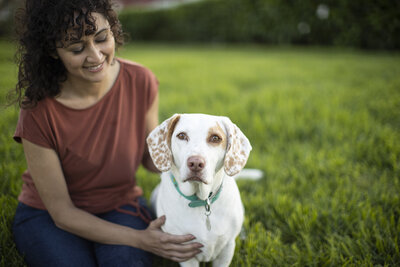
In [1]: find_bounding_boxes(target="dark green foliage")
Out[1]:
[119,0,400,49]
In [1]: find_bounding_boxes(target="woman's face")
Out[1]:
[56,12,115,85]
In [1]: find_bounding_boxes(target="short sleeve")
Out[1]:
[14,107,54,149]
[146,69,159,110]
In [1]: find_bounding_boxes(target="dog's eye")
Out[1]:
[209,135,222,143]
[177,132,189,141]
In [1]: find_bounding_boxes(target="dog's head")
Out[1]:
[147,113,252,199]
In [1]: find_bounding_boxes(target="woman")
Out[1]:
[11,0,202,266]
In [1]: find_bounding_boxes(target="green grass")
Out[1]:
[1,40,399,266]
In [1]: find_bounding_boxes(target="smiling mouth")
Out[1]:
[84,62,104,72]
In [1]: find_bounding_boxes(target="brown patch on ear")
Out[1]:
[207,122,227,148]
[221,117,252,176]
[147,114,181,172]
[167,115,181,149]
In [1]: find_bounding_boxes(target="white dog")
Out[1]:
[147,113,252,267]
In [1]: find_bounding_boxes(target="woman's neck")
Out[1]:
[56,60,120,109]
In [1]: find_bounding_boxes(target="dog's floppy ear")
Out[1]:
[146,114,181,172]
[221,117,252,176]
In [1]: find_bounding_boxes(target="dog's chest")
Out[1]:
[163,214,234,262]
[161,199,237,234]
[157,177,244,261]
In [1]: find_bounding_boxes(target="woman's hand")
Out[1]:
[138,216,203,262]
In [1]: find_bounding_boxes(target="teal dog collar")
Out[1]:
[170,174,223,208]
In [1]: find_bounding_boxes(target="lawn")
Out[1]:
[1,40,399,266]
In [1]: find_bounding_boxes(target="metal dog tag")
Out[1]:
[205,198,211,231]
[206,215,211,231]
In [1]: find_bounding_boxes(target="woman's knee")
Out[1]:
[13,203,97,267]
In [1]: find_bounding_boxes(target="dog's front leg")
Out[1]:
[212,240,235,267]
[180,258,199,267]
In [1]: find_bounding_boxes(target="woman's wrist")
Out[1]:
[127,228,145,249]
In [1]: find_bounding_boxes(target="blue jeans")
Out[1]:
[13,199,154,267]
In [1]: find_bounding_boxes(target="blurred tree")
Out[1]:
[0,0,19,37]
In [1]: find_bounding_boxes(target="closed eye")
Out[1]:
[176,132,189,141]
[95,33,108,43]
[68,30,109,54]
[72,47,84,54]
[69,43,84,54]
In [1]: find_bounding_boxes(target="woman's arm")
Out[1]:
[142,93,161,173]
[22,138,202,262]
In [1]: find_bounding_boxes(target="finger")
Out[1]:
[164,242,203,253]
[164,233,197,244]
[149,215,166,229]
[166,248,202,262]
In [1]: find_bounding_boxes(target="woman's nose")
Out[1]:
[86,43,102,62]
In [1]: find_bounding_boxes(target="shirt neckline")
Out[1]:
[50,59,123,112]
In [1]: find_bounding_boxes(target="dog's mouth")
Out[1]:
[184,176,208,184]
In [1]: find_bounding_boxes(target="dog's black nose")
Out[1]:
[187,156,206,172]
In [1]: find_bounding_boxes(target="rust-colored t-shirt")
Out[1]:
[14,59,158,214]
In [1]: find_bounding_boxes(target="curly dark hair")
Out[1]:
[10,0,124,108]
